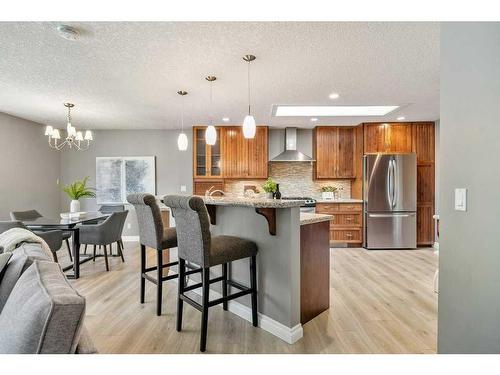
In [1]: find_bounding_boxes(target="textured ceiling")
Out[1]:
[0,22,439,130]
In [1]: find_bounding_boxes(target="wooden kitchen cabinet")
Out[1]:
[193,126,222,179]
[221,126,268,179]
[363,123,412,153]
[314,126,356,179]
[316,202,363,245]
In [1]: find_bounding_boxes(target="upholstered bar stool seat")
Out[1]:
[209,235,258,266]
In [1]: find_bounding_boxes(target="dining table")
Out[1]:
[22,211,109,279]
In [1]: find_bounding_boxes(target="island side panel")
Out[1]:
[300,220,330,324]
[209,205,301,329]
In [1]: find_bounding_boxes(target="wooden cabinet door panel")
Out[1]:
[335,213,362,227]
[413,122,435,163]
[331,229,361,242]
[386,124,413,153]
[315,127,337,178]
[336,127,356,178]
[417,165,434,204]
[337,203,363,212]
[364,123,387,153]
[315,203,339,214]
[417,204,434,245]
[247,127,268,178]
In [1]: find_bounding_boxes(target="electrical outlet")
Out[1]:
[180,185,187,192]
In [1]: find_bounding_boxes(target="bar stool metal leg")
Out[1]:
[222,263,228,311]
[176,259,185,332]
[250,255,258,327]
[140,244,146,304]
[200,267,210,352]
[156,250,163,316]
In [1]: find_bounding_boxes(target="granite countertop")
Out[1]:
[300,212,334,225]
[315,198,363,203]
[201,196,305,208]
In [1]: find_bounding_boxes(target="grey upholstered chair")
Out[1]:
[163,195,258,352]
[126,193,179,316]
[10,210,73,262]
[0,221,62,263]
[77,211,128,272]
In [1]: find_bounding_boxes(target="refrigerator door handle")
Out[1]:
[368,213,416,218]
[391,158,397,208]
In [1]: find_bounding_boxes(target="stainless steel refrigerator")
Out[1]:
[363,153,417,249]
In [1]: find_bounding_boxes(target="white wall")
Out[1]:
[438,22,500,353]
[0,112,60,220]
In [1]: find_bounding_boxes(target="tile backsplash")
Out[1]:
[224,162,351,199]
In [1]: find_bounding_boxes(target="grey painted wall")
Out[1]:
[59,129,193,236]
[0,112,60,220]
[438,23,500,353]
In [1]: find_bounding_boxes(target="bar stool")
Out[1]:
[164,195,258,352]
[126,193,179,316]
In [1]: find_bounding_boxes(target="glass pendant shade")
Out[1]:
[75,131,84,141]
[84,130,93,140]
[243,115,256,138]
[45,125,54,136]
[205,125,217,145]
[177,132,188,151]
[52,129,61,139]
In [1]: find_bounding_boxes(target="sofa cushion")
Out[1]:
[0,261,86,353]
[0,243,52,312]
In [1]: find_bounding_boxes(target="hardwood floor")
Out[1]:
[69,243,438,354]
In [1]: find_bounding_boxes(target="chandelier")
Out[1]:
[45,103,93,151]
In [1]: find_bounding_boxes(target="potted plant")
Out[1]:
[62,176,96,213]
[262,178,278,199]
[320,185,337,200]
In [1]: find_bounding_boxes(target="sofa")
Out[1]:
[0,242,96,354]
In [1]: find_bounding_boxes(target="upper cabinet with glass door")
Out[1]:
[193,126,222,178]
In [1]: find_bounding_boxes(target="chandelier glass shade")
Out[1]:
[45,103,93,151]
[205,76,217,145]
[242,54,257,139]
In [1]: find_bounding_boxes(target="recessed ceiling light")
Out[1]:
[56,25,80,41]
[310,118,318,122]
[274,105,399,117]
[329,92,340,100]
[222,117,230,122]
[397,116,406,121]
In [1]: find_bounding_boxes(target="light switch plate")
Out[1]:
[180,185,187,192]
[455,188,467,211]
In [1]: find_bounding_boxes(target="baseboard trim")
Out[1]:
[121,236,139,242]
[182,277,303,344]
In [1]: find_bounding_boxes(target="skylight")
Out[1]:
[274,105,399,117]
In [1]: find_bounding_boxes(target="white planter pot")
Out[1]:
[266,192,274,199]
[70,199,80,213]
[321,192,334,200]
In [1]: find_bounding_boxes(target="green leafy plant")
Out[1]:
[62,176,96,200]
[320,185,338,193]
[262,178,278,193]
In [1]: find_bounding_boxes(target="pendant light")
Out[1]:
[242,54,256,139]
[205,75,217,146]
[177,90,189,151]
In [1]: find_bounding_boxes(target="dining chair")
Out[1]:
[10,210,73,262]
[78,211,128,272]
[0,221,63,263]
[99,204,125,213]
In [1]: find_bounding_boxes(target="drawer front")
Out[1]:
[333,213,362,227]
[330,229,362,242]
[337,203,362,212]
[316,203,338,214]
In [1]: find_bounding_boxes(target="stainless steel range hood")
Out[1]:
[270,127,315,162]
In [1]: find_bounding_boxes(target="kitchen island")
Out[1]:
[198,196,332,344]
